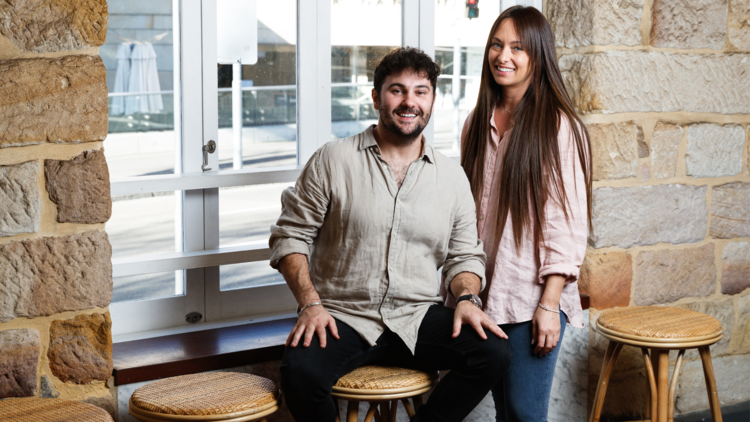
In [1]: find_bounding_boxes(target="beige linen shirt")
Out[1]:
[269,126,486,353]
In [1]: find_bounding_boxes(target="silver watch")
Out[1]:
[456,294,482,309]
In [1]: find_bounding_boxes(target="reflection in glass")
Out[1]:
[108,193,176,259]
[434,1,500,154]
[216,0,297,171]
[113,271,185,303]
[220,183,293,248]
[331,0,401,139]
[220,261,285,291]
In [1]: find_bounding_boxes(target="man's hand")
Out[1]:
[531,304,561,356]
[452,301,507,340]
[287,305,340,348]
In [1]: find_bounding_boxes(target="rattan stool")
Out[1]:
[0,398,114,422]
[128,372,280,422]
[590,306,724,422]
[331,365,438,422]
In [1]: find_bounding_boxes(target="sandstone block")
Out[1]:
[730,295,750,352]
[676,354,750,414]
[0,0,107,53]
[0,56,108,147]
[729,0,750,49]
[710,182,750,239]
[0,328,40,398]
[40,374,60,398]
[559,52,750,114]
[590,184,708,249]
[686,124,744,178]
[639,164,650,181]
[0,230,112,322]
[45,149,111,224]
[546,0,644,47]
[49,312,113,384]
[722,242,749,295]
[633,244,716,306]
[651,123,683,179]
[677,299,734,358]
[0,161,41,236]
[580,252,632,310]
[651,0,728,49]
[588,122,639,180]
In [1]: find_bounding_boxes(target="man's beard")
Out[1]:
[379,105,432,145]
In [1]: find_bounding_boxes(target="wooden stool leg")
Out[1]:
[347,401,359,422]
[389,400,398,421]
[334,398,341,422]
[364,403,379,422]
[642,348,658,420]
[698,346,723,422]
[413,394,423,411]
[654,348,670,422]
[379,401,391,422]
[401,398,416,418]
[668,350,685,422]
[589,340,624,422]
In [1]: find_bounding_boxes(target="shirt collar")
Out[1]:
[360,124,434,164]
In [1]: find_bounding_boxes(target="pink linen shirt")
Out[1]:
[462,108,587,329]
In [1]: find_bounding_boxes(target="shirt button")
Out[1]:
[384,298,390,302]
[392,232,396,237]
[489,170,493,174]
[479,216,484,220]
[389,266,393,271]
[384,319,389,324]
[483,193,488,197]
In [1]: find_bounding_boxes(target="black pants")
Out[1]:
[280,305,512,422]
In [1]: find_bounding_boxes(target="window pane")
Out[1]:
[101,0,179,179]
[108,192,177,259]
[331,0,401,139]
[217,0,297,170]
[219,182,293,247]
[220,261,285,291]
[434,1,500,154]
[113,271,185,303]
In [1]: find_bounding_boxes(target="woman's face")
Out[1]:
[488,19,532,93]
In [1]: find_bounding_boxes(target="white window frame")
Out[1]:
[111,0,438,338]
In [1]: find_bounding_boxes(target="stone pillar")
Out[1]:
[547,0,750,419]
[0,0,115,418]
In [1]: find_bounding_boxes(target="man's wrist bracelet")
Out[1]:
[538,302,560,313]
[298,302,322,315]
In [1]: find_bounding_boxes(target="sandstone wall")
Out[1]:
[0,0,114,417]
[548,0,750,419]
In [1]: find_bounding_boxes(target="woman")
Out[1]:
[460,6,592,422]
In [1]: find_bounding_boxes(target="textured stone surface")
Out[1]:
[0,161,41,236]
[0,55,108,147]
[580,252,632,310]
[590,185,708,249]
[559,52,750,114]
[549,309,588,422]
[729,0,750,49]
[0,230,112,322]
[722,242,749,295]
[0,328,40,398]
[651,122,683,179]
[710,182,750,239]
[0,0,107,53]
[677,299,734,358]
[676,354,750,414]
[546,0,644,47]
[730,295,750,352]
[651,0,728,49]
[48,312,112,384]
[686,124,744,178]
[40,374,60,398]
[639,164,650,181]
[46,149,111,224]
[633,244,716,306]
[588,122,639,180]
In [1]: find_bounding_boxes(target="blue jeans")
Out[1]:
[492,311,567,422]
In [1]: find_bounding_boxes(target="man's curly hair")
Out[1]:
[373,47,442,95]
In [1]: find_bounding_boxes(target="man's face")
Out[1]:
[372,70,435,142]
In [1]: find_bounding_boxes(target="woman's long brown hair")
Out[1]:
[460,6,592,254]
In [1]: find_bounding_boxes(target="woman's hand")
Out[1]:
[531,304,560,357]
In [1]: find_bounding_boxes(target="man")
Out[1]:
[270,47,511,422]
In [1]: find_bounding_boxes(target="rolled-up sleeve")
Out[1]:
[443,177,487,294]
[538,118,589,284]
[269,150,329,269]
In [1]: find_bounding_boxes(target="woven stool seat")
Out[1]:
[0,398,114,422]
[597,306,722,348]
[129,372,279,422]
